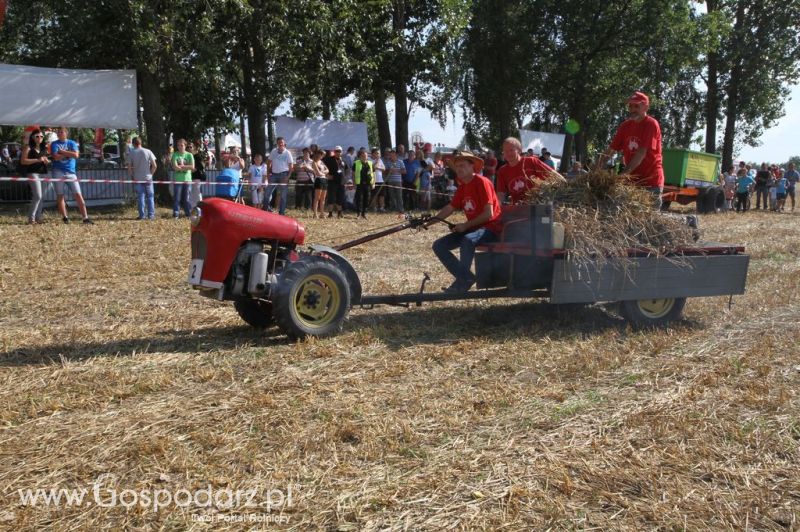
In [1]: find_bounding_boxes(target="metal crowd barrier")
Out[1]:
[0,168,230,206]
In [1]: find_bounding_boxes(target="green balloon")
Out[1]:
[565,119,580,135]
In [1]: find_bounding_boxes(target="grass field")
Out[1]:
[1,203,799,530]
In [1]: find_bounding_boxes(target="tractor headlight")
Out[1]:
[190,206,202,227]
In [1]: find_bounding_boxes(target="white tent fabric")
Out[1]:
[275,116,369,150]
[0,63,137,128]
[519,130,566,157]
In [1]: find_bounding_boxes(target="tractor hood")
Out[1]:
[195,198,306,246]
[190,198,306,286]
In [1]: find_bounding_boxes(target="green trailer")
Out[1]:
[661,148,725,213]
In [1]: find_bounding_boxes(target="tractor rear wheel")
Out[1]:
[234,298,274,328]
[619,297,686,328]
[273,257,351,339]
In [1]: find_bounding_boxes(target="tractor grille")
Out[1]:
[191,232,207,260]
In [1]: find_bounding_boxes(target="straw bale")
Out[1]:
[527,171,695,266]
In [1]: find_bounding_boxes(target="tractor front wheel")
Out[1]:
[234,298,274,328]
[273,257,351,339]
[619,297,686,328]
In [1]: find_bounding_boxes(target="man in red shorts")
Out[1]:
[428,151,502,293]
[596,91,665,208]
[496,137,562,204]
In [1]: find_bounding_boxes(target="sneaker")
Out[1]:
[82,218,94,225]
[327,212,334,219]
[63,216,69,224]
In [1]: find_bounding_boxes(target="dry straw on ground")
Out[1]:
[530,171,695,266]
[0,201,798,530]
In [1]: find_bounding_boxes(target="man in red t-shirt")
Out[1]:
[496,137,562,204]
[597,91,665,207]
[428,151,502,293]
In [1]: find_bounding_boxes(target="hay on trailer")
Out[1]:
[527,171,695,266]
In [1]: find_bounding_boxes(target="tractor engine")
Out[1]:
[188,198,304,299]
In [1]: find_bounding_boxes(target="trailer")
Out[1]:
[187,199,749,338]
[661,148,725,213]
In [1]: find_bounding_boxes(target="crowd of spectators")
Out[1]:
[196,141,459,218]
[181,141,575,219]
[721,161,799,213]
[9,127,799,222]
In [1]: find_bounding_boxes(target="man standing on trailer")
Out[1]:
[495,137,562,204]
[428,151,502,294]
[596,91,665,208]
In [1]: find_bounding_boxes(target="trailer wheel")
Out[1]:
[619,297,686,328]
[273,257,351,339]
[708,187,725,213]
[695,190,706,214]
[234,298,274,328]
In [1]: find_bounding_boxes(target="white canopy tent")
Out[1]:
[519,129,566,158]
[275,116,369,150]
[0,63,137,128]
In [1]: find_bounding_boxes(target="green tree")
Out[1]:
[460,1,539,149]
[714,0,800,168]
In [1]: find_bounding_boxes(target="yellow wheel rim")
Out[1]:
[292,274,341,328]
[637,298,675,319]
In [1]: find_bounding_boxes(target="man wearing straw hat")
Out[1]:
[427,151,502,293]
[596,91,665,208]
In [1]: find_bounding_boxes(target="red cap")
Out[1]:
[423,142,432,152]
[627,91,649,106]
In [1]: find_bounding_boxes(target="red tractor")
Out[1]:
[188,199,749,338]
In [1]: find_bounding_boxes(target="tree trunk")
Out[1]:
[243,29,268,157]
[704,0,720,154]
[247,111,266,158]
[213,128,222,170]
[239,114,248,158]
[374,85,392,150]
[392,0,409,150]
[576,129,588,166]
[560,134,573,173]
[394,79,409,150]
[705,52,719,154]
[721,0,747,170]
[721,76,738,170]
[321,99,331,120]
[139,67,169,203]
[117,130,127,166]
[267,113,275,151]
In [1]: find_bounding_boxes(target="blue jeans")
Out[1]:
[432,227,497,286]
[136,181,155,219]
[173,181,191,217]
[264,171,289,214]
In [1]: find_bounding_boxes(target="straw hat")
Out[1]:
[447,150,485,173]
